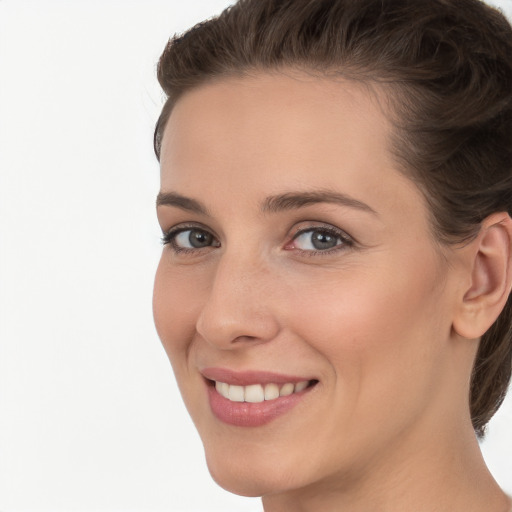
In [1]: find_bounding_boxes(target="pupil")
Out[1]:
[312,231,337,250]
[189,230,212,248]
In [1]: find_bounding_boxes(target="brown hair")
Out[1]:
[154,0,512,437]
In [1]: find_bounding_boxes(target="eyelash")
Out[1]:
[161,223,355,256]
[287,225,354,257]
[161,224,219,254]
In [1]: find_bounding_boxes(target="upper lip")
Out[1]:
[201,367,316,386]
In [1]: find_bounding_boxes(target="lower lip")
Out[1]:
[206,382,314,427]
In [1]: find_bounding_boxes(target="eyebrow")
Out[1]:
[261,190,377,215]
[156,191,210,216]
[156,189,377,216]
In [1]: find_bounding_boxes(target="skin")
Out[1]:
[153,72,512,512]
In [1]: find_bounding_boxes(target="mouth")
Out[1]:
[201,368,319,427]
[210,379,316,403]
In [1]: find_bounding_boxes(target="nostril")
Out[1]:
[195,270,281,349]
[233,335,258,343]
[196,313,280,349]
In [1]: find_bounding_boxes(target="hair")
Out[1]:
[154,0,512,437]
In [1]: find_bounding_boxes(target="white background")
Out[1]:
[0,1,511,510]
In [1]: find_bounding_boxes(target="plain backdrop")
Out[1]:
[0,1,511,510]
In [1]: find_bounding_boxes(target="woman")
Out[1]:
[152,0,512,510]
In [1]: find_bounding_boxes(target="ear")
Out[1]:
[453,213,512,339]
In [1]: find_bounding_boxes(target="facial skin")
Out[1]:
[153,73,509,511]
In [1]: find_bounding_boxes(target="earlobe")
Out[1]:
[453,213,512,340]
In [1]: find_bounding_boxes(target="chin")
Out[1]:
[207,466,268,497]
[203,442,301,498]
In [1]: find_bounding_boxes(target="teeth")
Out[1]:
[279,382,294,396]
[245,384,265,403]
[264,383,280,400]
[214,380,311,403]
[215,381,229,397]
[228,385,245,402]
[294,381,309,393]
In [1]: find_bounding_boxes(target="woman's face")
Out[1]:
[154,73,467,497]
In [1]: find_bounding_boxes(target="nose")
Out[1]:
[196,251,281,349]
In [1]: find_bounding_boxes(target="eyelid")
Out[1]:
[285,223,356,254]
[161,222,220,250]
[161,221,215,238]
[290,222,354,241]
[160,221,356,256]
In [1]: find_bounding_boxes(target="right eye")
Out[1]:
[162,227,220,252]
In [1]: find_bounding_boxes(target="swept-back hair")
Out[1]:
[154,0,512,437]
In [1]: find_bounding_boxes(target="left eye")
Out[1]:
[163,227,220,251]
[291,228,348,251]
[175,229,216,248]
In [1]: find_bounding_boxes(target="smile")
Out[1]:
[202,368,318,427]
[214,380,311,403]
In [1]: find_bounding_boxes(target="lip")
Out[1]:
[201,367,314,386]
[201,367,318,427]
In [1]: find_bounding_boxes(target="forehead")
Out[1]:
[161,73,388,177]
[158,72,420,220]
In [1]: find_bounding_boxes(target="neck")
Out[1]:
[262,421,509,512]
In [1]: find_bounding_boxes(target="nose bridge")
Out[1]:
[196,247,280,348]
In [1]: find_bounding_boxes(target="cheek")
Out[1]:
[272,258,451,473]
[284,252,451,402]
[152,256,203,367]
